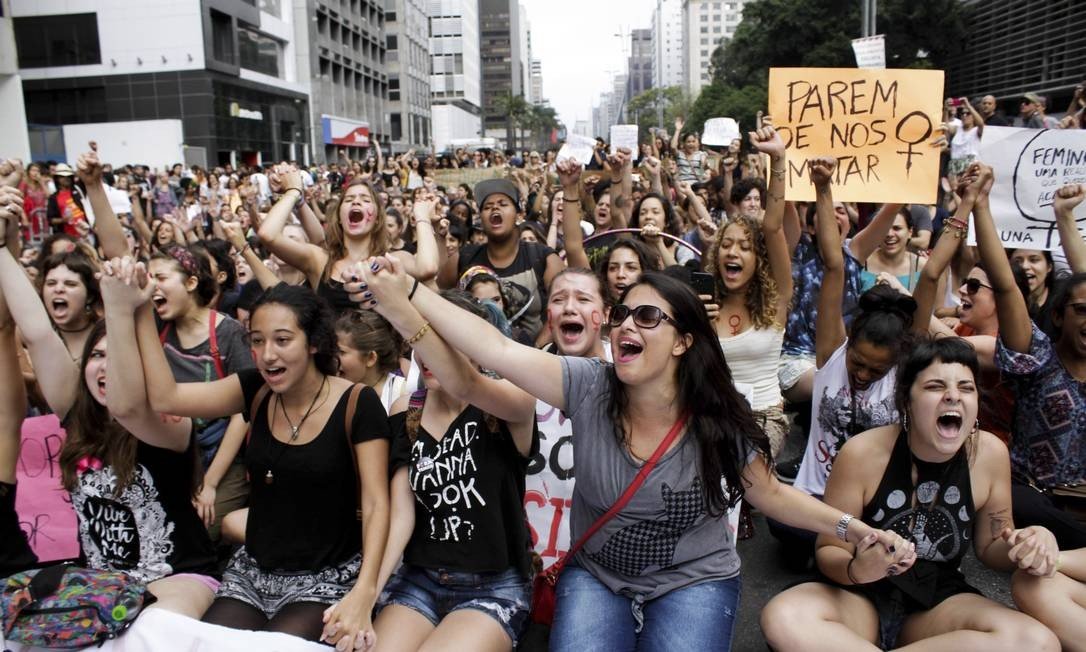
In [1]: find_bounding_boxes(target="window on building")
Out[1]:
[386,34,398,50]
[391,113,402,140]
[13,13,101,68]
[210,10,234,65]
[260,0,282,17]
[713,26,721,33]
[238,24,280,76]
[701,49,708,57]
[700,26,707,33]
[700,37,708,44]
[24,85,106,124]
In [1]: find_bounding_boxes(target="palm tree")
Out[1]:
[493,92,530,150]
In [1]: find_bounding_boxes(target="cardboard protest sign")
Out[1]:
[702,118,742,147]
[851,35,886,69]
[976,126,1086,250]
[768,67,944,204]
[558,134,597,166]
[609,125,639,155]
[431,166,504,189]
[15,415,80,562]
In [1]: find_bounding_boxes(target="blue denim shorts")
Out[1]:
[378,564,531,643]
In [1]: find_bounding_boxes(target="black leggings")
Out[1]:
[1011,483,1086,550]
[202,597,327,641]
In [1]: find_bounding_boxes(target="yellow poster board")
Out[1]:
[768,67,944,204]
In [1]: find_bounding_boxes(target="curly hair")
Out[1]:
[702,216,780,330]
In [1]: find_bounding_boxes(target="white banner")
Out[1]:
[978,126,1086,250]
[851,35,886,69]
[609,124,639,155]
[558,134,597,166]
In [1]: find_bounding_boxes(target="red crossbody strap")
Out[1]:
[548,412,689,578]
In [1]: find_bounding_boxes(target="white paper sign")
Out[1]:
[609,124,639,155]
[557,134,597,166]
[972,126,1086,250]
[851,35,886,69]
[702,118,741,147]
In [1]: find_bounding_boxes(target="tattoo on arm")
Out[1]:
[771,167,786,182]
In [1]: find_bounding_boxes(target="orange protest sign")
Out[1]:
[768,67,944,204]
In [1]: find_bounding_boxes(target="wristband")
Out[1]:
[408,278,420,301]
[836,513,854,542]
[240,242,252,256]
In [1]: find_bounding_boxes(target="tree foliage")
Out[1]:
[683,0,966,138]
[626,86,692,134]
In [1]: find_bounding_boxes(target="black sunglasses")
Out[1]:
[963,278,993,294]
[608,304,678,330]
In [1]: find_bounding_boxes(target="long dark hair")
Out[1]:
[59,321,200,496]
[607,273,769,515]
[251,284,339,376]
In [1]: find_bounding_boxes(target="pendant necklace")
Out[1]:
[265,375,327,484]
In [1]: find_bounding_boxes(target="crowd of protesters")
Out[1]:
[0,83,1084,652]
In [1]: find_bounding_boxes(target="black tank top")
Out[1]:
[862,430,974,565]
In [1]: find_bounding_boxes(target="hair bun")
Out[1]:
[858,285,917,326]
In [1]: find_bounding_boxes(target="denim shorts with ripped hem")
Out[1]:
[377,564,530,644]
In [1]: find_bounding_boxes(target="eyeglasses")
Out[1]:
[608,304,678,330]
[963,278,993,294]
[1066,302,1086,317]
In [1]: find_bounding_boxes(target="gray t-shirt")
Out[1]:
[561,356,743,600]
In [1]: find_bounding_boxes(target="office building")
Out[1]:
[627,28,654,101]
[385,0,432,152]
[296,0,389,164]
[945,0,1085,114]
[681,0,746,96]
[429,0,483,152]
[13,0,312,167]
[529,58,543,105]
[651,0,683,89]
[479,0,522,146]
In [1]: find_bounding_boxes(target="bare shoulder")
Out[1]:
[836,425,897,475]
[971,430,1010,471]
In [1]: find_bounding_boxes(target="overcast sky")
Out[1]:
[521,0,658,129]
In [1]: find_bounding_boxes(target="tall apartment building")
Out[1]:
[651,0,683,89]
[429,0,482,152]
[627,29,654,102]
[479,0,522,146]
[681,0,746,96]
[529,59,543,105]
[296,0,389,164]
[385,0,432,152]
[12,0,312,167]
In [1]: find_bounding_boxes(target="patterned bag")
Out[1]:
[1,564,153,649]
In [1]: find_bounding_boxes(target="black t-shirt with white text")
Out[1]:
[390,404,538,578]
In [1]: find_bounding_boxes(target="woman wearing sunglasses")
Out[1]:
[977,176,1086,550]
[910,163,1011,443]
[352,251,909,651]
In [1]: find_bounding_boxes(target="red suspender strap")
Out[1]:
[546,412,689,580]
[208,311,225,379]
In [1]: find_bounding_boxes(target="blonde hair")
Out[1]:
[323,178,391,281]
[703,215,781,330]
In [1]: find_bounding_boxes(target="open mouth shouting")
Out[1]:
[615,336,644,364]
[49,297,70,321]
[935,410,964,440]
[487,210,505,229]
[722,262,743,282]
[558,318,586,347]
[151,292,168,314]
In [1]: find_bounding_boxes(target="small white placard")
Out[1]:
[701,117,741,147]
[557,134,597,166]
[851,35,886,69]
[610,124,639,155]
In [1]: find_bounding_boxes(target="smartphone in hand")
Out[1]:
[691,271,714,297]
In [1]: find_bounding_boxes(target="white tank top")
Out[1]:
[378,373,408,413]
[717,326,784,410]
